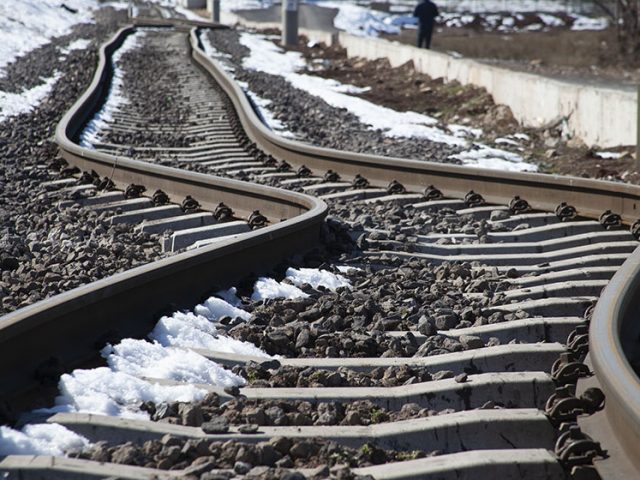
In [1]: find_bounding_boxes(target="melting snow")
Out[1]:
[149,311,270,357]
[595,151,624,160]
[451,144,537,172]
[0,424,90,456]
[238,32,466,147]
[194,296,252,321]
[0,0,97,74]
[231,32,538,170]
[101,338,246,386]
[59,38,91,55]
[0,72,61,122]
[251,277,308,301]
[285,267,351,290]
[54,367,208,419]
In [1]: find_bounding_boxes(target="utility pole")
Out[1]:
[637,84,640,170]
[282,0,299,46]
[207,0,220,23]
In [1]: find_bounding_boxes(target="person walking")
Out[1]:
[413,0,439,49]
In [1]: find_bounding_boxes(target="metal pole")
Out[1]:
[636,83,640,170]
[207,0,219,23]
[282,0,299,46]
[213,0,220,23]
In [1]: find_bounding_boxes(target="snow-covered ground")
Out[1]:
[216,0,609,36]
[203,31,537,172]
[0,1,134,124]
[0,267,350,456]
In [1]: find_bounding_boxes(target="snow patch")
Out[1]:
[251,277,308,301]
[101,338,246,386]
[0,0,97,74]
[53,367,207,419]
[0,72,61,122]
[59,38,91,55]
[285,267,351,290]
[451,144,538,172]
[0,424,90,456]
[149,311,270,358]
[594,151,624,160]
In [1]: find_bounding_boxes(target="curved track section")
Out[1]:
[0,21,639,480]
[0,26,327,411]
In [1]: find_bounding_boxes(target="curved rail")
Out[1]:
[191,27,640,225]
[579,249,640,479]
[0,25,327,410]
[0,22,638,478]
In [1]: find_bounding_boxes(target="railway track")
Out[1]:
[0,16,639,480]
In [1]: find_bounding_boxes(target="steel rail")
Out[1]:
[0,22,638,479]
[191,27,640,225]
[577,254,640,479]
[0,25,327,411]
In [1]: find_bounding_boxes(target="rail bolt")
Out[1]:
[152,189,170,206]
[213,202,234,221]
[508,195,530,214]
[555,202,577,221]
[599,210,622,229]
[423,185,443,200]
[551,352,591,384]
[125,184,146,199]
[181,195,201,213]
[464,190,485,207]
[323,169,340,182]
[555,424,607,468]
[297,165,312,178]
[248,210,268,229]
[352,174,370,189]
[386,180,406,195]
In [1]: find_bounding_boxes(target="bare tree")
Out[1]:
[593,0,640,56]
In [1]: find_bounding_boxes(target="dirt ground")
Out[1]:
[386,27,640,86]
[273,32,640,184]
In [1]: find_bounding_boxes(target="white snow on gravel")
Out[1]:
[149,312,270,357]
[235,32,537,171]
[285,267,351,290]
[54,367,208,419]
[594,151,625,159]
[0,424,90,456]
[337,265,362,273]
[0,72,61,122]
[251,277,308,301]
[239,33,466,147]
[194,296,252,321]
[59,38,91,55]
[216,287,243,307]
[451,144,536,172]
[0,0,98,74]
[101,338,246,386]
[80,30,146,148]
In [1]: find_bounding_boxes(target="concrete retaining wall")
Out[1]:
[221,13,636,148]
[338,34,636,148]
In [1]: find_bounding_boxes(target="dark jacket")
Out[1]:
[413,0,439,24]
